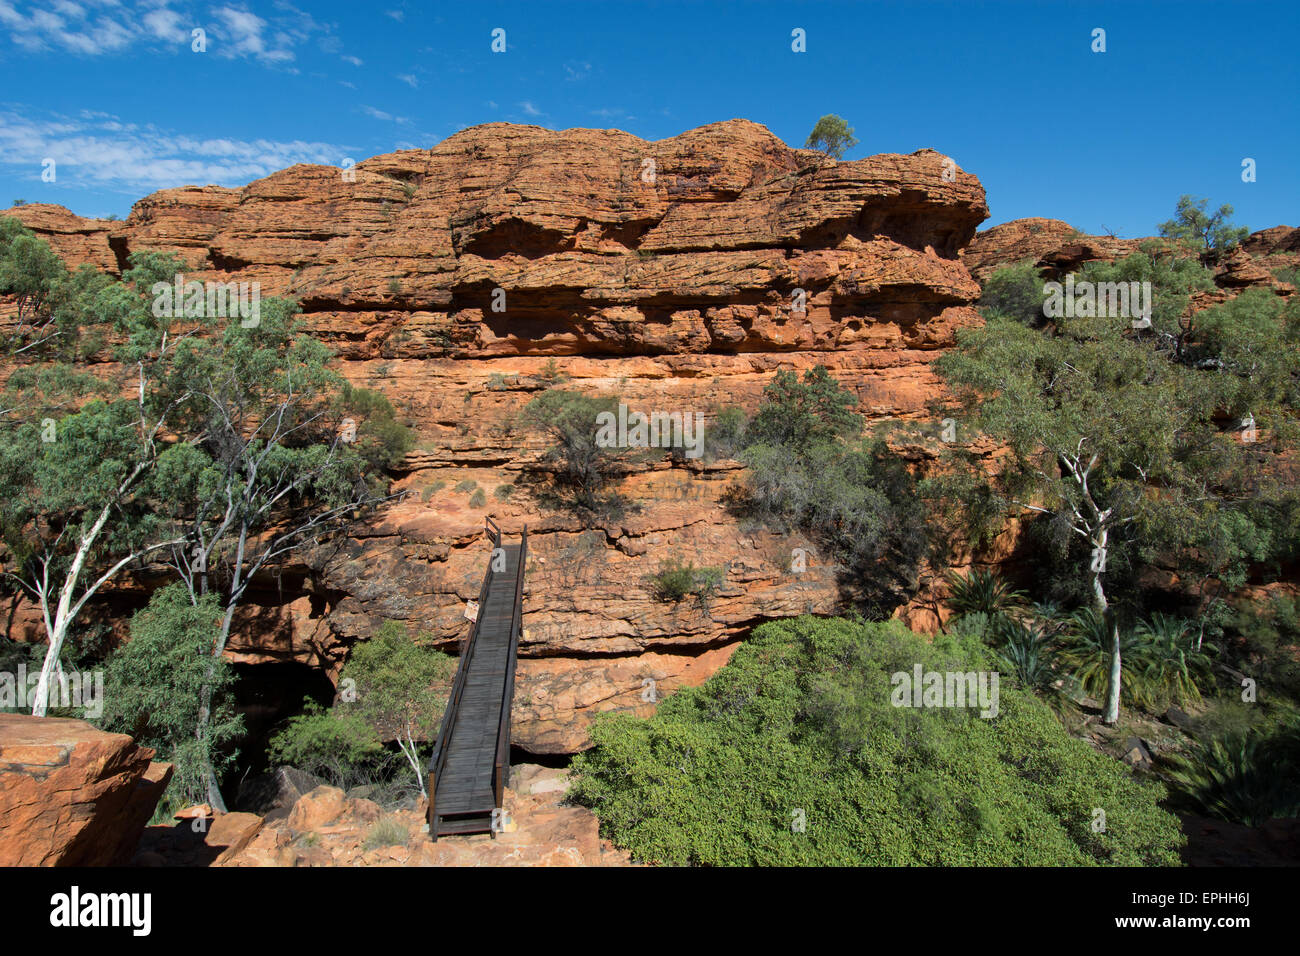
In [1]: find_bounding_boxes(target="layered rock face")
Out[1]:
[3,120,991,753]
[0,714,173,865]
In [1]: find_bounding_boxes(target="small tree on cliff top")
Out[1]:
[804,115,858,160]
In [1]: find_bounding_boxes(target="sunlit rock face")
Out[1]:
[4,119,999,752]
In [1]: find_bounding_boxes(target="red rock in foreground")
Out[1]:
[0,714,173,866]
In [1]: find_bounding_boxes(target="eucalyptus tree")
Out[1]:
[0,250,205,716]
[152,297,412,808]
[934,307,1274,724]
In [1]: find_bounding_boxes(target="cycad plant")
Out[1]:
[1164,722,1300,826]
[945,568,1027,620]
[993,616,1057,693]
[1057,607,1153,706]
[1133,613,1217,709]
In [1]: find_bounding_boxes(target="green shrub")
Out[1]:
[946,568,1027,619]
[977,260,1045,326]
[519,388,626,514]
[703,405,747,461]
[1223,594,1300,705]
[1132,613,1217,709]
[650,557,722,604]
[98,584,244,815]
[1157,195,1249,255]
[494,483,514,501]
[743,366,862,456]
[268,700,384,789]
[1164,719,1300,825]
[1057,608,1216,710]
[469,488,486,507]
[335,383,416,470]
[570,615,1184,865]
[535,357,566,383]
[1271,265,1300,287]
[453,479,477,494]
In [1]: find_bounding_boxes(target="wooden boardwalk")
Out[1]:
[427,519,527,838]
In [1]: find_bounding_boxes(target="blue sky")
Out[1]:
[1,0,1296,237]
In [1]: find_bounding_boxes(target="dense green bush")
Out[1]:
[99,584,244,815]
[650,557,723,604]
[335,382,416,471]
[519,388,626,514]
[977,260,1046,326]
[733,366,927,616]
[268,699,385,789]
[570,615,1184,865]
[703,405,747,461]
[1157,195,1249,255]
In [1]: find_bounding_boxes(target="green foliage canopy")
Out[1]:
[570,615,1184,865]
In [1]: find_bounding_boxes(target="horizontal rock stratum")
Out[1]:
[3,119,996,753]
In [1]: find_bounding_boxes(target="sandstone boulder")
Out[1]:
[0,714,172,866]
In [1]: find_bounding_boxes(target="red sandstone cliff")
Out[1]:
[1,121,992,752]
[5,122,1293,754]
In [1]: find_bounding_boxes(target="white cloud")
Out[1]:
[0,106,352,194]
[141,6,187,43]
[519,101,542,117]
[563,60,591,82]
[384,9,403,22]
[341,53,363,66]
[395,73,417,88]
[0,1,330,65]
[214,6,268,55]
[361,105,408,124]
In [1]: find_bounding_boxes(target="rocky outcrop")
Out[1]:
[964,216,1297,297]
[1,204,119,274]
[1,120,993,754]
[215,771,633,867]
[962,218,1142,282]
[0,714,173,866]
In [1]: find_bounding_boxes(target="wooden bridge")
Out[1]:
[426,517,528,839]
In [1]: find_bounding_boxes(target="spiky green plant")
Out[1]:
[945,568,1027,619]
[1133,613,1217,709]
[1164,723,1300,826]
[993,617,1057,692]
[1057,607,1152,706]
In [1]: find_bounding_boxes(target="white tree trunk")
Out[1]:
[1092,526,1122,725]
[30,505,113,717]
[397,727,427,798]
